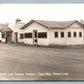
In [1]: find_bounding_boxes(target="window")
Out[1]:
[25,33,32,38]
[35,39,37,42]
[7,34,10,37]
[55,32,58,38]
[35,31,37,38]
[2,33,5,38]
[73,32,76,37]
[38,32,47,38]
[79,32,82,37]
[20,34,24,39]
[68,32,71,37]
[61,32,64,38]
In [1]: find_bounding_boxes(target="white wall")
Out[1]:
[1,38,6,42]
[49,22,84,46]
[49,29,67,45]
[66,22,84,45]
[8,22,25,43]
[19,22,49,46]
[1,32,6,42]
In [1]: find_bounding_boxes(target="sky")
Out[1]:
[0,4,84,23]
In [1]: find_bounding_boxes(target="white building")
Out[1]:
[8,19,25,43]
[0,19,25,43]
[18,20,84,46]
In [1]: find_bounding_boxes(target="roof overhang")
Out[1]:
[20,20,49,30]
[20,20,84,30]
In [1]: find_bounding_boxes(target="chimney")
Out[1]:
[15,19,21,23]
[80,20,84,24]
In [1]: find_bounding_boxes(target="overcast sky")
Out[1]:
[0,4,84,23]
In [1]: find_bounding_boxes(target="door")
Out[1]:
[33,30,38,45]
[14,32,18,43]
[6,32,12,43]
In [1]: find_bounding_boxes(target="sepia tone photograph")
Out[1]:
[0,4,84,81]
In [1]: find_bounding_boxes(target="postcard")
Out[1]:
[0,3,84,81]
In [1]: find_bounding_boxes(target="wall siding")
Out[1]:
[19,22,49,46]
[49,22,84,46]
[66,22,84,45]
[49,29,67,45]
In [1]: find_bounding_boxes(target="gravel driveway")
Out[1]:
[0,43,84,81]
